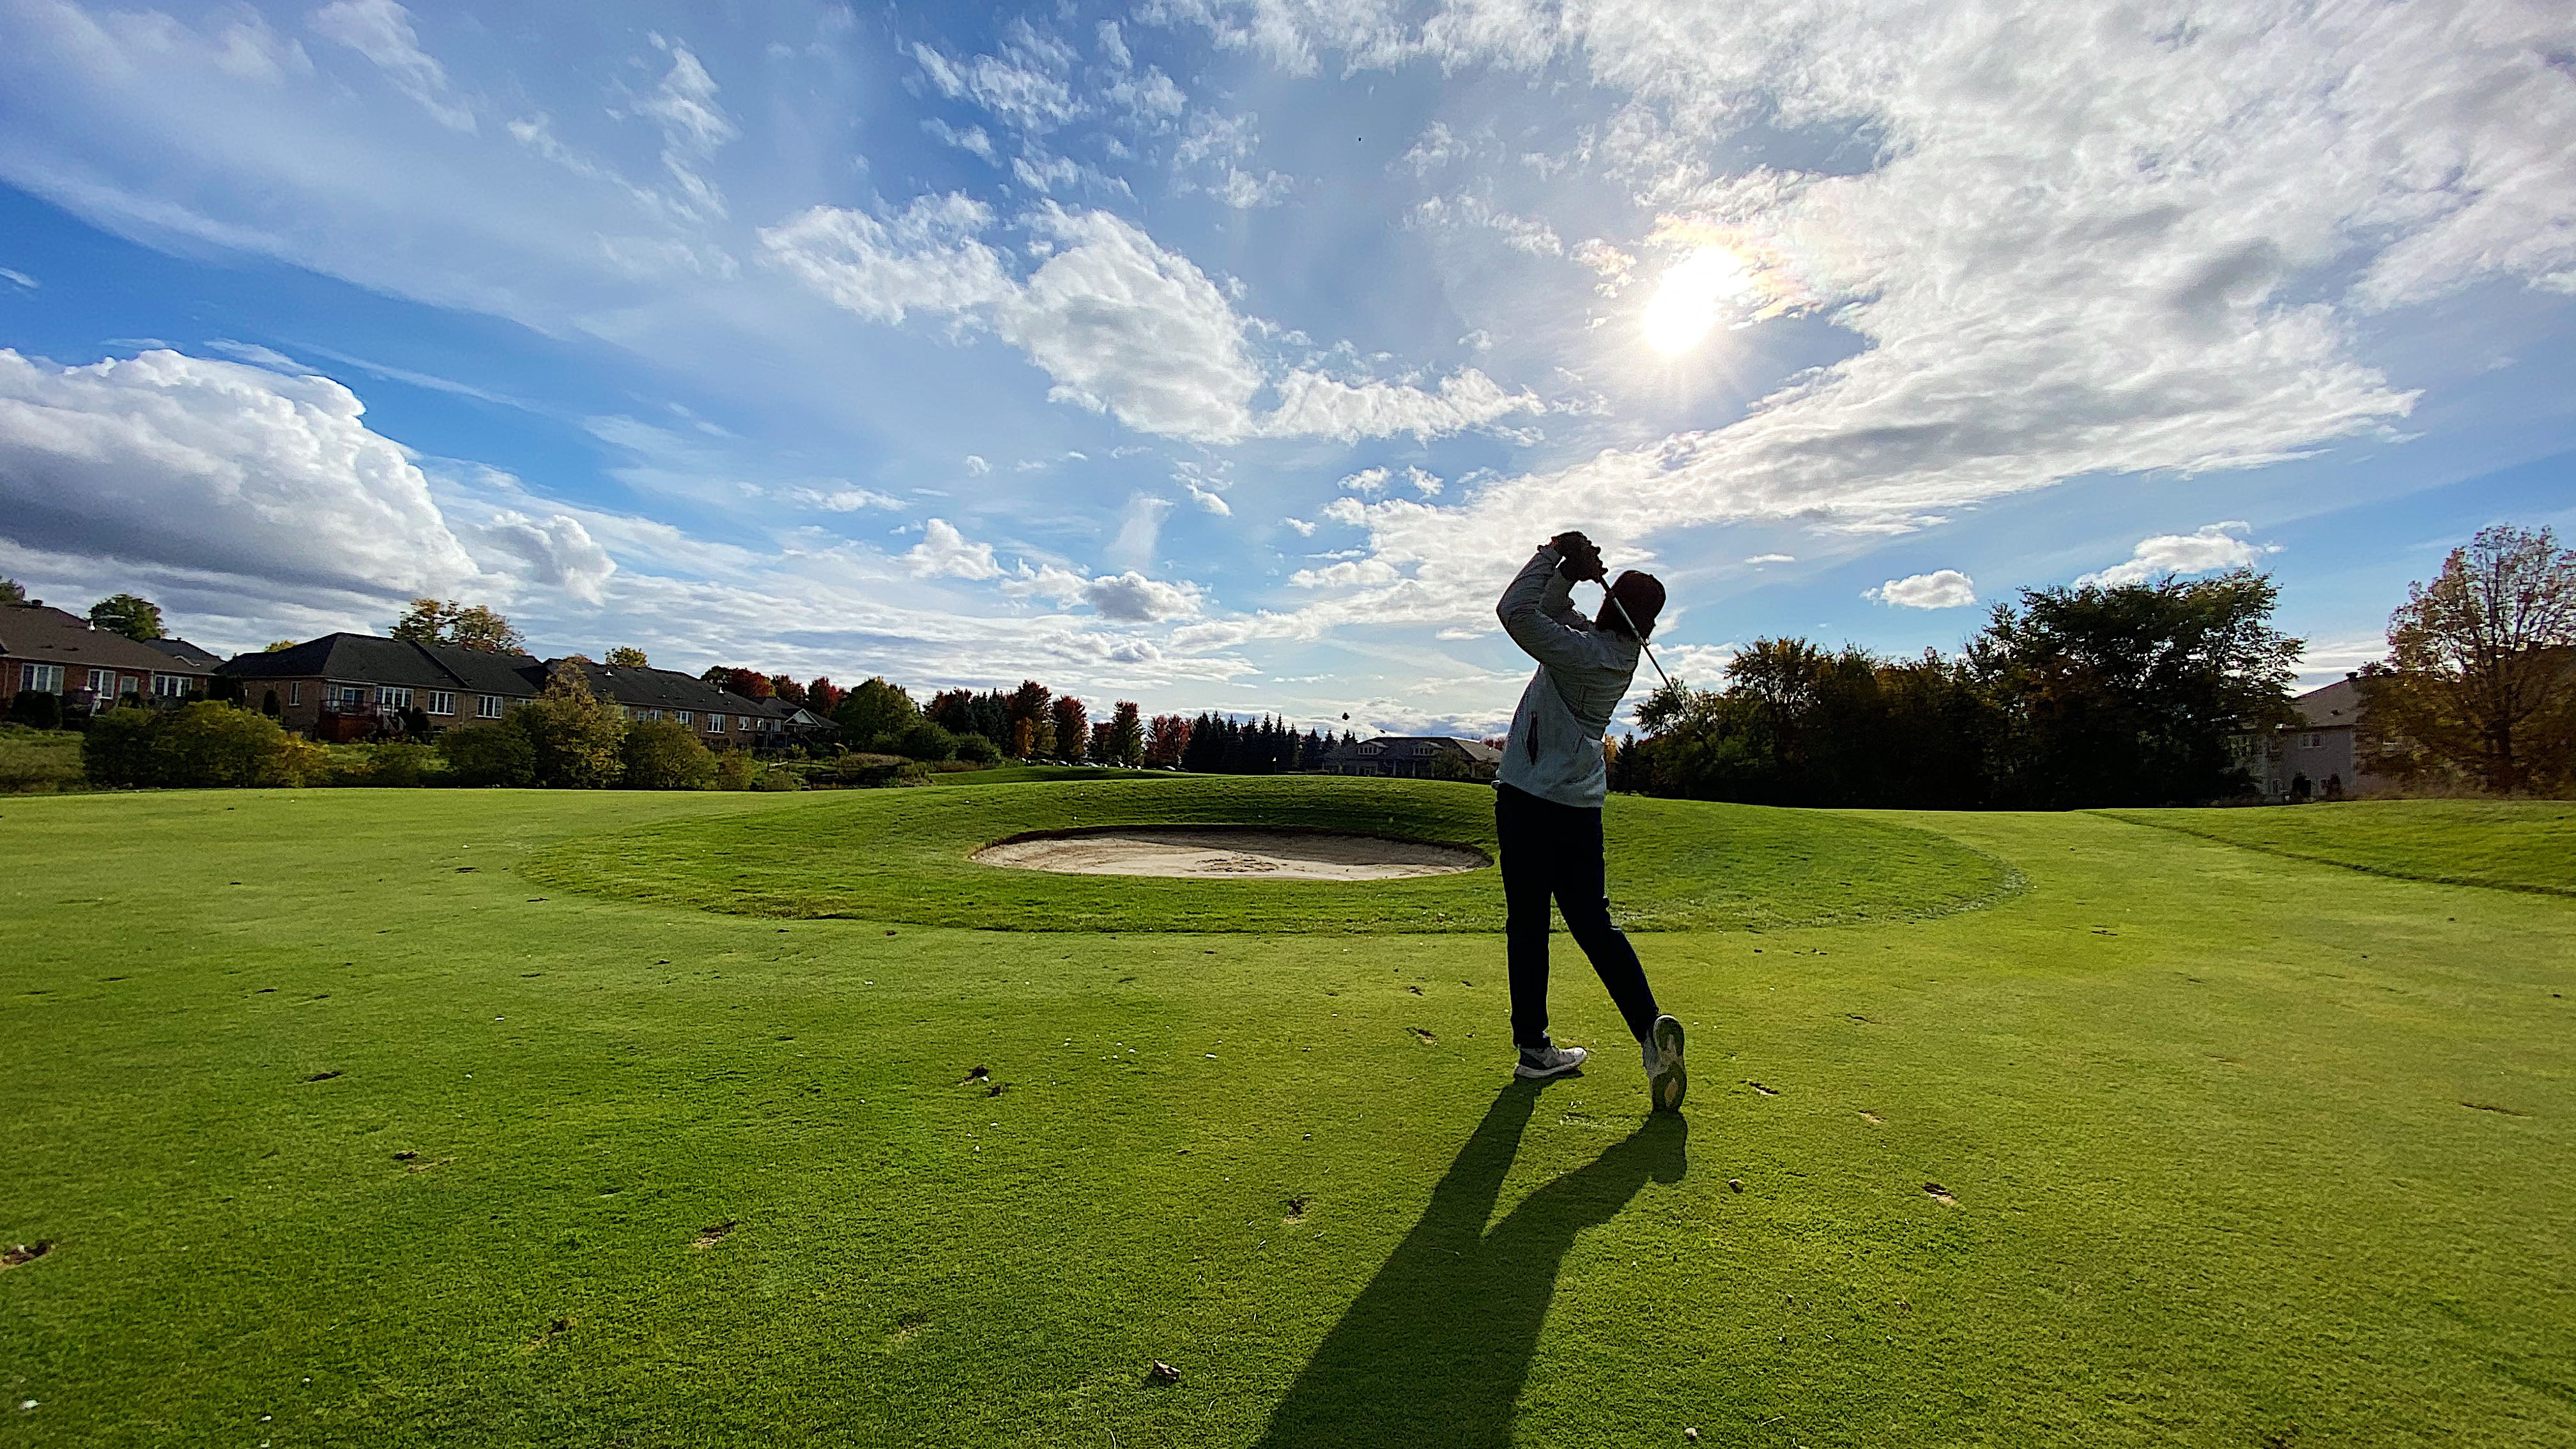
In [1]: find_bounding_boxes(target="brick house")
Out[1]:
[1,602,216,711]
[1319,735,1501,781]
[546,657,821,750]
[219,634,548,741]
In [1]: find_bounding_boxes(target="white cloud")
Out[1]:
[784,486,902,513]
[0,348,481,597]
[1,269,37,291]
[758,195,1013,325]
[910,24,1083,136]
[1745,553,1795,564]
[457,509,616,602]
[1414,194,1563,256]
[902,518,1001,579]
[636,37,739,221]
[1280,516,1317,537]
[1866,570,1977,609]
[1143,0,2576,631]
[2076,522,2266,588]
[921,118,995,161]
[309,0,472,132]
[1009,564,1204,622]
[963,454,990,475]
[1213,167,1293,208]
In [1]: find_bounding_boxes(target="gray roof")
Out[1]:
[551,659,767,716]
[2292,678,2361,729]
[0,604,212,675]
[143,636,226,670]
[220,634,545,696]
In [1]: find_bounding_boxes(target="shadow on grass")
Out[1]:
[1254,1080,1688,1446]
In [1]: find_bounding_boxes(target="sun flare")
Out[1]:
[1641,245,1758,355]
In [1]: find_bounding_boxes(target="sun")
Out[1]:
[1640,245,1758,355]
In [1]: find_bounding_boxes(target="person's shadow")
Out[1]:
[1254,1082,1688,1446]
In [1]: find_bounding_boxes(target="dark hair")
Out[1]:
[1603,572,1666,640]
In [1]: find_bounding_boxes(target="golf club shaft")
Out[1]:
[1606,590,1673,690]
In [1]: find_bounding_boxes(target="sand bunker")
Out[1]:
[972,827,1485,881]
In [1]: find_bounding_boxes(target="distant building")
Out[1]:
[551,657,831,749]
[2235,677,2388,801]
[220,634,548,741]
[1,602,216,710]
[1319,735,1502,781]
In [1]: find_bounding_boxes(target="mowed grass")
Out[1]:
[0,786,2568,1447]
[2103,799,2576,896]
[525,774,2014,932]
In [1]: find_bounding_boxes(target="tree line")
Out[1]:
[1619,524,2575,808]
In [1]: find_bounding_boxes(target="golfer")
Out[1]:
[1494,530,1685,1111]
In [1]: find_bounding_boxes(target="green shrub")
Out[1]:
[85,703,308,788]
[438,721,537,787]
[621,719,717,790]
[896,719,959,762]
[714,750,756,790]
[366,741,435,787]
[8,690,63,730]
[518,672,625,788]
[953,731,1002,764]
[82,707,164,786]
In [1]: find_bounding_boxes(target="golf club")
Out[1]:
[1604,583,1674,691]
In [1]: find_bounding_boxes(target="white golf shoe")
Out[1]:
[1644,1015,1687,1112]
[1514,1043,1588,1080]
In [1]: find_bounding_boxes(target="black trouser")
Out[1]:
[1495,783,1660,1050]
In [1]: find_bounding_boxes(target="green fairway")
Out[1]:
[1,785,2570,1446]
[2102,799,2576,896]
[524,774,2016,931]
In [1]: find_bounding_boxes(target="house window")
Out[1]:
[641,709,661,723]
[289,682,303,707]
[2302,732,2322,748]
[427,691,454,716]
[19,663,64,693]
[1360,742,1383,755]
[379,686,413,709]
[153,674,190,698]
[479,694,504,719]
[88,668,117,695]
[675,710,692,725]
[707,713,725,732]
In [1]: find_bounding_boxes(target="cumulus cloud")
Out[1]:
[2076,522,2267,588]
[310,0,472,132]
[902,518,1002,579]
[1007,564,1204,622]
[765,199,1539,444]
[1866,570,1977,609]
[457,509,616,602]
[0,348,482,597]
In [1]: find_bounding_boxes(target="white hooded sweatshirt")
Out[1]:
[1495,545,1641,809]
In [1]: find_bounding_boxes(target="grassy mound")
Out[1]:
[523,775,2016,932]
[2101,799,2576,896]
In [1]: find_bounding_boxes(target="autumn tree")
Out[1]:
[1103,701,1147,766]
[2358,525,2576,795]
[604,646,649,668]
[769,675,808,708]
[1050,695,1090,763]
[1145,714,1192,768]
[806,677,844,714]
[392,599,525,653]
[89,593,165,641]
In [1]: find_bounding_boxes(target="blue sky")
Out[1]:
[1,0,2571,735]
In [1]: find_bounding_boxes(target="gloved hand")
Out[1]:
[1546,530,1607,583]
